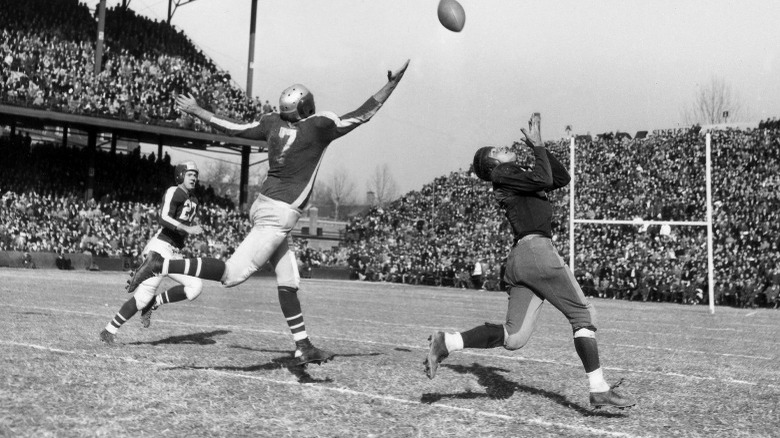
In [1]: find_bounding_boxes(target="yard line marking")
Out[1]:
[3,303,778,388]
[611,343,774,360]
[745,312,757,317]
[0,340,645,438]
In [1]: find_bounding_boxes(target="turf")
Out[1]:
[0,269,777,438]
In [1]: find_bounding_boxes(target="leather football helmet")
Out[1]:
[175,161,199,184]
[279,84,315,122]
[472,146,499,181]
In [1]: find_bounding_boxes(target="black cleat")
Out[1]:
[294,338,335,366]
[140,301,159,328]
[100,329,116,345]
[424,331,449,379]
[126,251,164,293]
[590,379,636,410]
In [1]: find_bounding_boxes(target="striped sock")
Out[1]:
[278,286,307,342]
[105,298,138,334]
[158,285,188,306]
[165,258,225,281]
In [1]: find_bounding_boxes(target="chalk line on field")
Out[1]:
[2,302,778,389]
[0,340,644,438]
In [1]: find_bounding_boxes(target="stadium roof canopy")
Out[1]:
[0,103,266,153]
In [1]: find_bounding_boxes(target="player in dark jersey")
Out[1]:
[125,60,410,366]
[424,114,636,410]
[100,162,204,345]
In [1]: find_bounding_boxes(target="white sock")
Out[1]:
[104,324,118,334]
[587,368,610,393]
[444,332,464,352]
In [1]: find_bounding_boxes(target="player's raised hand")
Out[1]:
[374,59,410,103]
[175,93,201,115]
[520,113,543,148]
[187,224,204,236]
[387,59,410,83]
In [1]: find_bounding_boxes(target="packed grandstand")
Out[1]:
[2,0,779,309]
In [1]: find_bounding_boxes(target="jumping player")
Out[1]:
[100,161,204,345]
[424,113,636,410]
[126,60,410,366]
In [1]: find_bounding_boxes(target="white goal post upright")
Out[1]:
[567,134,716,314]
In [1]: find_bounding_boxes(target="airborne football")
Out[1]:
[437,0,465,32]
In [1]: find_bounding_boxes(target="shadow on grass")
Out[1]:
[129,329,231,346]
[230,344,382,359]
[164,344,334,384]
[421,362,626,417]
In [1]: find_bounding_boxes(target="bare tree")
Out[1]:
[368,163,399,206]
[683,76,744,125]
[201,159,240,201]
[326,166,356,220]
[307,181,331,211]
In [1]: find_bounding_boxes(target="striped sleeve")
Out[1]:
[207,114,269,140]
[318,97,383,140]
[158,187,184,231]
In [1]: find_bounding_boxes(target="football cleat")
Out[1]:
[294,338,335,366]
[140,301,159,329]
[100,329,116,345]
[424,331,449,379]
[590,379,636,409]
[126,251,164,293]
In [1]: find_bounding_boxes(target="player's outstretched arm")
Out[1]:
[175,93,215,123]
[372,59,410,104]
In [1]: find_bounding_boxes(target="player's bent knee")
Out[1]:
[133,288,155,309]
[184,282,203,301]
[222,263,255,288]
[504,328,532,351]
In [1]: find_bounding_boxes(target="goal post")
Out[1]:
[567,134,716,314]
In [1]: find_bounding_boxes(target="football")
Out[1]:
[437,0,465,33]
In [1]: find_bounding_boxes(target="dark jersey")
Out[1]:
[490,146,570,241]
[155,185,198,249]
[207,97,384,209]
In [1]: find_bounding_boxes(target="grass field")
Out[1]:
[1,269,778,438]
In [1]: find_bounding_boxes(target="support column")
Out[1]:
[240,145,250,211]
[110,132,117,155]
[246,0,258,98]
[94,0,106,76]
[86,130,97,201]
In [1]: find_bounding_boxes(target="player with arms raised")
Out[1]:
[126,60,410,366]
[424,114,636,410]
[101,162,204,344]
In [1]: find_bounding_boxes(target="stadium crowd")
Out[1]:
[0,0,778,309]
[341,125,780,309]
[0,133,246,260]
[0,0,271,131]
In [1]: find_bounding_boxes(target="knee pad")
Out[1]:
[573,327,597,339]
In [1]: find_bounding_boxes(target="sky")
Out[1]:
[83,0,780,197]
